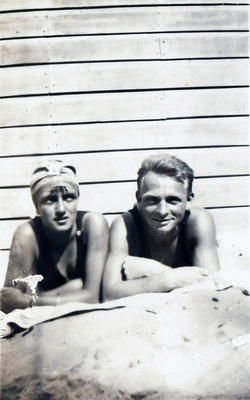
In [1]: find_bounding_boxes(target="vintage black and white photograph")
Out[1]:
[0,1,249,399]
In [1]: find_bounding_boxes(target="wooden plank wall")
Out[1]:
[0,0,249,285]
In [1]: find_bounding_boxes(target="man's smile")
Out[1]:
[152,217,174,226]
[54,216,69,224]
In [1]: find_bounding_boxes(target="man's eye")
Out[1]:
[144,198,158,205]
[168,198,180,205]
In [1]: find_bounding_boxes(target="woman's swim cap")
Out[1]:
[30,160,79,206]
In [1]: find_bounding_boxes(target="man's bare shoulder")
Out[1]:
[121,211,136,227]
[109,212,131,234]
[188,205,214,223]
[112,211,140,255]
[185,205,216,238]
[114,211,138,236]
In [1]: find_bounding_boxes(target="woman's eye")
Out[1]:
[64,194,76,202]
[44,197,55,204]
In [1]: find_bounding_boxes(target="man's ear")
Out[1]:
[35,205,40,216]
[136,190,141,203]
[186,192,194,208]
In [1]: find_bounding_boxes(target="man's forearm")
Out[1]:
[104,272,175,301]
[104,265,212,301]
[122,256,171,280]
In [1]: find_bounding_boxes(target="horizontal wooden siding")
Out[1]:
[0,1,249,284]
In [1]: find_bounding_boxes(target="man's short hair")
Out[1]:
[137,153,194,196]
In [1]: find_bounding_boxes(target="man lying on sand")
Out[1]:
[103,153,220,300]
[1,160,109,313]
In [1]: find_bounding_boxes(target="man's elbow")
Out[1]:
[84,292,99,304]
[102,289,115,302]
[102,283,120,302]
[202,255,220,274]
[208,262,220,274]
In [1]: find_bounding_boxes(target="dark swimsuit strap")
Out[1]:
[128,206,151,258]
[72,211,88,281]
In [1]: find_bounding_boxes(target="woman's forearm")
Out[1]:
[37,288,98,306]
[38,278,83,297]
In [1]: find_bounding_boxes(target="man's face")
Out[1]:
[137,172,189,236]
[36,185,79,234]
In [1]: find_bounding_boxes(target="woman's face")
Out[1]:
[36,184,79,234]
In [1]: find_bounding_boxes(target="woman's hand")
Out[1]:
[0,287,32,314]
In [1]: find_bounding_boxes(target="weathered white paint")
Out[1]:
[1,33,248,66]
[1,0,248,11]
[1,59,248,97]
[0,147,248,187]
[1,118,248,156]
[1,88,248,127]
[1,7,248,39]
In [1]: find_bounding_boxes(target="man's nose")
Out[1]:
[157,201,169,216]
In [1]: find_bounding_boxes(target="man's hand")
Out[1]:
[0,287,32,314]
[166,267,209,290]
[122,256,170,280]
